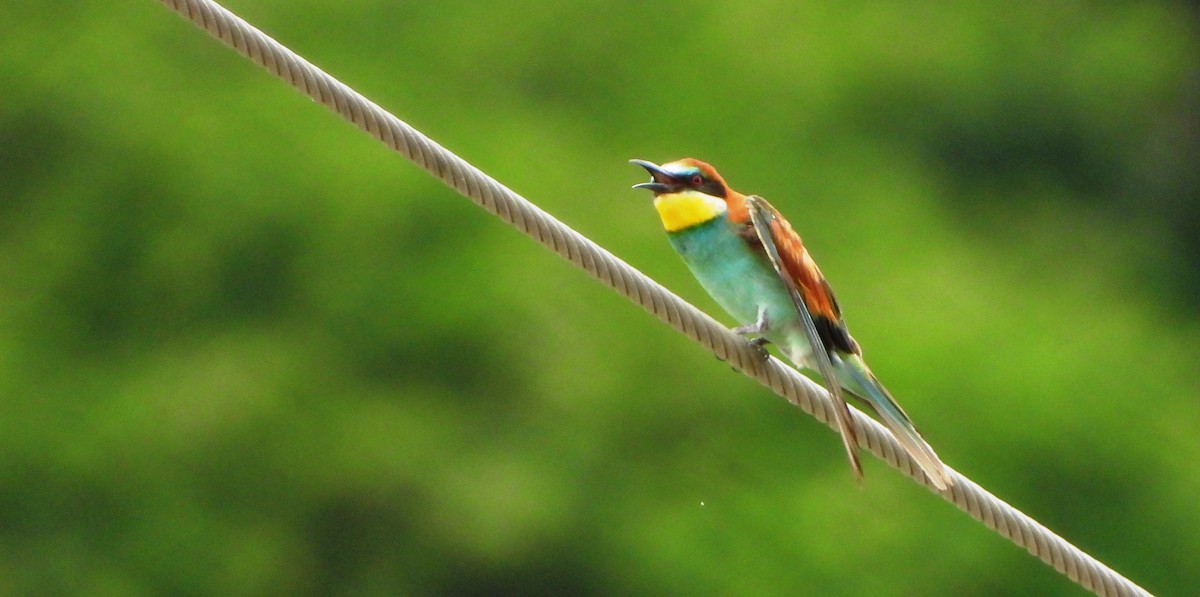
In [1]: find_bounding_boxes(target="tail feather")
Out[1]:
[829,388,864,485]
[833,353,952,490]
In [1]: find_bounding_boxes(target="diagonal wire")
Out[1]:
[155,1,1153,595]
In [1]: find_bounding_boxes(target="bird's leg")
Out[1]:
[731,306,771,337]
[732,306,772,360]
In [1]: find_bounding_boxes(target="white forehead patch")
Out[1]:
[661,161,699,176]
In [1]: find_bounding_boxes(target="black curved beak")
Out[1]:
[630,159,681,194]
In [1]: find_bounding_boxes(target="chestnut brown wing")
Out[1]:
[745,195,862,482]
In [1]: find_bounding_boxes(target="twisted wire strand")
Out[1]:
[156,1,1152,595]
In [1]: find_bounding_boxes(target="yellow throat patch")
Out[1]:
[653,191,728,233]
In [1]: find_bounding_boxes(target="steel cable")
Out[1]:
[156,1,1152,595]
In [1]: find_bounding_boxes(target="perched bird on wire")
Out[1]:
[631,158,951,490]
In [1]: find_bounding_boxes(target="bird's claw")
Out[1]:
[746,336,771,360]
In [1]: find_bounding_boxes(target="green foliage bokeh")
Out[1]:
[2,1,1198,595]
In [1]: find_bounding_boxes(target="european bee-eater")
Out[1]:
[631,158,951,490]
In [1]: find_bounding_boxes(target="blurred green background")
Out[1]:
[2,1,1198,595]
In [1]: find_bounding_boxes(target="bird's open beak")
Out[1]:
[630,159,681,194]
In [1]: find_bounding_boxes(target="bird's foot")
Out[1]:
[745,336,771,361]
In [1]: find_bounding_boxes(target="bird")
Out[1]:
[630,157,952,490]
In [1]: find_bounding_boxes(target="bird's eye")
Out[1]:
[690,174,704,187]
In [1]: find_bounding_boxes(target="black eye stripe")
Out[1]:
[664,167,724,198]
[699,180,726,198]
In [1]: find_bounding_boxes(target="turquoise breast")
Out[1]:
[666,215,800,339]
